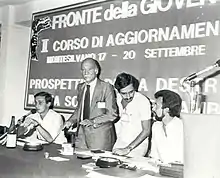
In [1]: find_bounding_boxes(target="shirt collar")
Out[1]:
[164,116,180,128]
[86,77,97,88]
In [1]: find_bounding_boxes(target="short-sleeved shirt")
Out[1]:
[26,109,66,144]
[113,92,151,157]
[149,117,183,163]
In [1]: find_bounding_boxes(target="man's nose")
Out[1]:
[84,70,89,75]
[35,103,40,108]
[125,93,131,98]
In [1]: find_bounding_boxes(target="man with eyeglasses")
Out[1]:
[112,73,152,157]
[18,92,66,144]
[64,58,118,151]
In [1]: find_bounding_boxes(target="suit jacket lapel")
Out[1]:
[90,79,101,113]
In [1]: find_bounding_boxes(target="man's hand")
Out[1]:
[63,121,72,130]
[80,119,93,127]
[22,117,39,128]
[93,118,104,125]
[112,147,131,156]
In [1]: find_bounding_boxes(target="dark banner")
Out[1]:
[25,0,220,114]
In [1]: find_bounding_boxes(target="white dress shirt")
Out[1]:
[114,92,151,157]
[150,117,184,163]
[24,109,66,144]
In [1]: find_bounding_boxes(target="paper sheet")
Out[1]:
[75,149,160,176]
[124,157,159,172]
[58,149,74,156]
[49,156,70,162]
[86,171,119,178]
[17,138,47,144]
[74,149,129,162]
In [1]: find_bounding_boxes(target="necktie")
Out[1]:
[83,85,90,120]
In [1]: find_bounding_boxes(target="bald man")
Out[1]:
[64,58,119,151]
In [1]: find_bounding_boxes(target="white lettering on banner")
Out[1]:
[140,0,216,15]
[28,94,77,108]
[204,78,217,93]
[64,96,78,107]
[180,101,220,114]
[27,94,60,106]
[46,53,106,63]
[106,30,148,46]
[47,53,95,63]
[91,36,104,48]
[156,78,180,93]
[53,37,89,51]
[203,102,220,114]
[50,0,217,29]
[54,95,60,106]
[41,39,49,53]
[104,1,137,21]
[156,78,218,94]
[138,78,148,91]
[29,78,217,94]
[144,45,206,58]
[52,6,102,29]
[29,79,83,90]
[28,94,35,105]
[182,101,220,114]
[105,21,219,46]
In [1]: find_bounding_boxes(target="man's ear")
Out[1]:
[163,107,169,115]
[47,102,51,108]
[95,69,99,75]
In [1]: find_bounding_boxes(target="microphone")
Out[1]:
[184,59,220,82]
[17,109,37,125]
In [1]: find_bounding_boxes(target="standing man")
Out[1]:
[64,58,118,151]
[112,73,152,157]
[150,90,183,163]
[20,92,66,144]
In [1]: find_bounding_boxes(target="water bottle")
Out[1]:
[6,116,17,148]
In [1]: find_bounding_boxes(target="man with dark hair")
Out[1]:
[64,58,118,151]
[112,72,151,157]
[20,92,66,144]
[149,89,183,163]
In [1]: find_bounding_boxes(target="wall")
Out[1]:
[0,0,88,125]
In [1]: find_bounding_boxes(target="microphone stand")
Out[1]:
[182,80,203,114]
[189,80,204,114]
[189,81,197,113]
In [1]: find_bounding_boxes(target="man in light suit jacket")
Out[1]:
[64,58,119,151]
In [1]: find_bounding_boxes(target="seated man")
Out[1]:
[19,92,66,144]
[112,73,152,157]
[149,90,183,163]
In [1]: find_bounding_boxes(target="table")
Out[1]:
[0,144,166,178]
